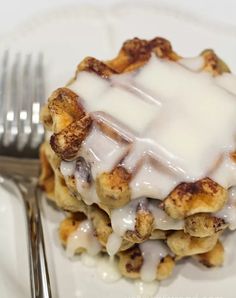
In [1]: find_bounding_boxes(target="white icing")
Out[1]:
[178,56,204,71]
[110,198,183,241]
[134,280,159,298]
[69,54,236,200]
[216,73,236,95]
[140,240,168,282]
[66,220,101,257]
[82,125,128,176]
[80,252,121,283]
[134,56,236,179]
[216,187,236,230]
[149,201,184,230]
[106,232,123,257]
[69,71,108,109]
[96,87,160,134]
[60,160,76,176]
[210,155,236,189]
[75,170,99,205]
[110,197,148,236]
[130,160,179,200]
[96,256,121,283]
[81,253,99,267]
[71,72,160,134]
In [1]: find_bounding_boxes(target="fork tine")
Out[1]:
[35,52,45,105]
[3,52,20,147]
[8,53,21,141]
[0,50,9,143]
[0,52,51,297]
[36,53,45,141]
[30,53,45,149]
[0,52,45,157]
[17,54,32,150]
[23,54,33,131]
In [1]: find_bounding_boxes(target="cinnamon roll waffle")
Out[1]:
[40,37,236,283]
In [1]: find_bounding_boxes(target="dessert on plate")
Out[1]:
[39,37,236,283]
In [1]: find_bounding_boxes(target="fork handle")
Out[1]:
[18,180,52,298]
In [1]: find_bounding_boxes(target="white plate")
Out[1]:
[1,2,236,297]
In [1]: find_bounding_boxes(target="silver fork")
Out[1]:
[0,51,52,298]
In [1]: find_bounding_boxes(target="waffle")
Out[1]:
[40,37,235,282]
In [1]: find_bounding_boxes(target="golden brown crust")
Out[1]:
[50,115,92,160]
[167,230,220,256]
[89,204,112,246]
[59,213,87,246]
[118,246,143,279]
[40,142,88,213]
[107,37,179,73]
[195,240,224,267]
[89,204,133,251]
[45,88,93,160]
[125,208,154,243]
[48,88,85,133]
[49,88,84,118]
[150,229,169,240]
[40,105,53,131]
[184,213,228,237]
[163,178,227,219]
[230,151,236,163]
[157,255,175,280]
[201,49,230,76]
[77,57,117,78]
[118,245,175,280]
[54,175,88,213]
[39,142,55,199]
[96,167,131,208]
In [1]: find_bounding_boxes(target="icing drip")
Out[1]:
[81,125,128,176]
[66,220,101,257]
[139,240,168,282]
[130,160,180,200]
[149,201,184,230]
[108,197,183,255]
[74,157,99,205]
[178,56,204,71]
[106,232,123,257]
[210,155,236,189]
[60,160,76,176]
[110,197,148,236]
[75,174,99,205]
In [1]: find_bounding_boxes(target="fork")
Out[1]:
[0,51,52,298]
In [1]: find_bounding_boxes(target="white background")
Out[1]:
[0,0,236,36]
